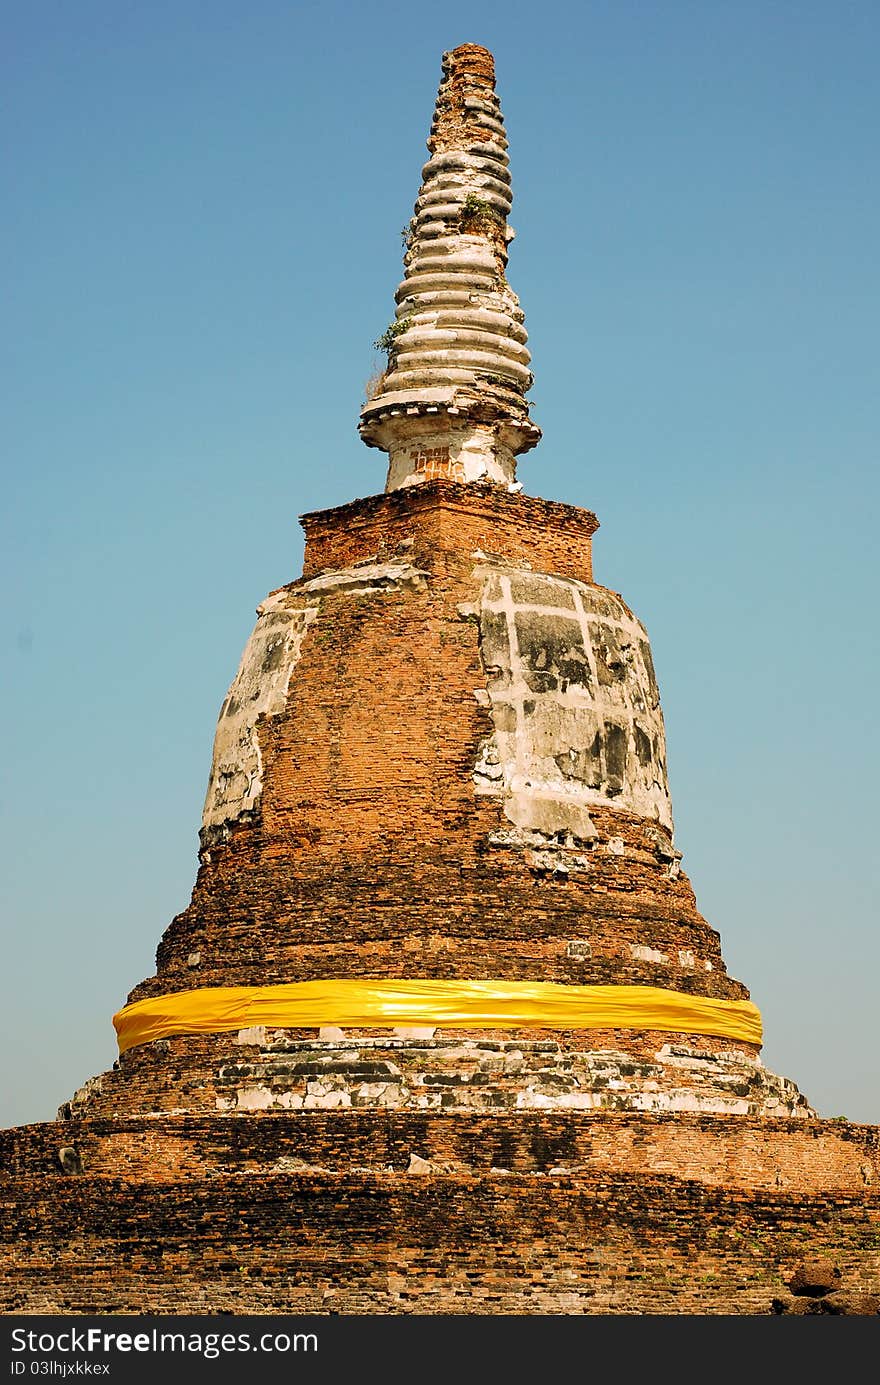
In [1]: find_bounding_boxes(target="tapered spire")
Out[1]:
[359,44,541,491]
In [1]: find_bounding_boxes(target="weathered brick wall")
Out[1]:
[151,820,742,997]
[2,1114,878,1315]
[5,1112,877,1190]
[299,482,597,583]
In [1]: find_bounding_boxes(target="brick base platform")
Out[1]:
[2,1112,878,1315]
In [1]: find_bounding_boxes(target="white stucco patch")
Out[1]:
[473,565,673,836]
[202,595,319,833]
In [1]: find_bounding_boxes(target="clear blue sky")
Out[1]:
[3,0,878,1128]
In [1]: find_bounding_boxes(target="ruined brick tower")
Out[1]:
[3,45,878,1316]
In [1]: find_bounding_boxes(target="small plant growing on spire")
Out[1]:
[373,315,414,356]
[459,192,503,229]
[400,218,417,250]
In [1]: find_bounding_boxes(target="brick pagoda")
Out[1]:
[2,44,877,1316]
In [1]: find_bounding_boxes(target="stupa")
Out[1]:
[2,44,877,1316]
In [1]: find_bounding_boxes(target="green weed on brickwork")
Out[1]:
[460,192,503,225]
[373,315,414,355]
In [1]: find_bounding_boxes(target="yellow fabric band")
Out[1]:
[113,979,762,1054]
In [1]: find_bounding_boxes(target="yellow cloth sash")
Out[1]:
[113,979,762,1054]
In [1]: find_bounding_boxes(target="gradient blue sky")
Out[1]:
[3,0,878,1128]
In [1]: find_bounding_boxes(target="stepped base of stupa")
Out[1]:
[2,1111,878,1315]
